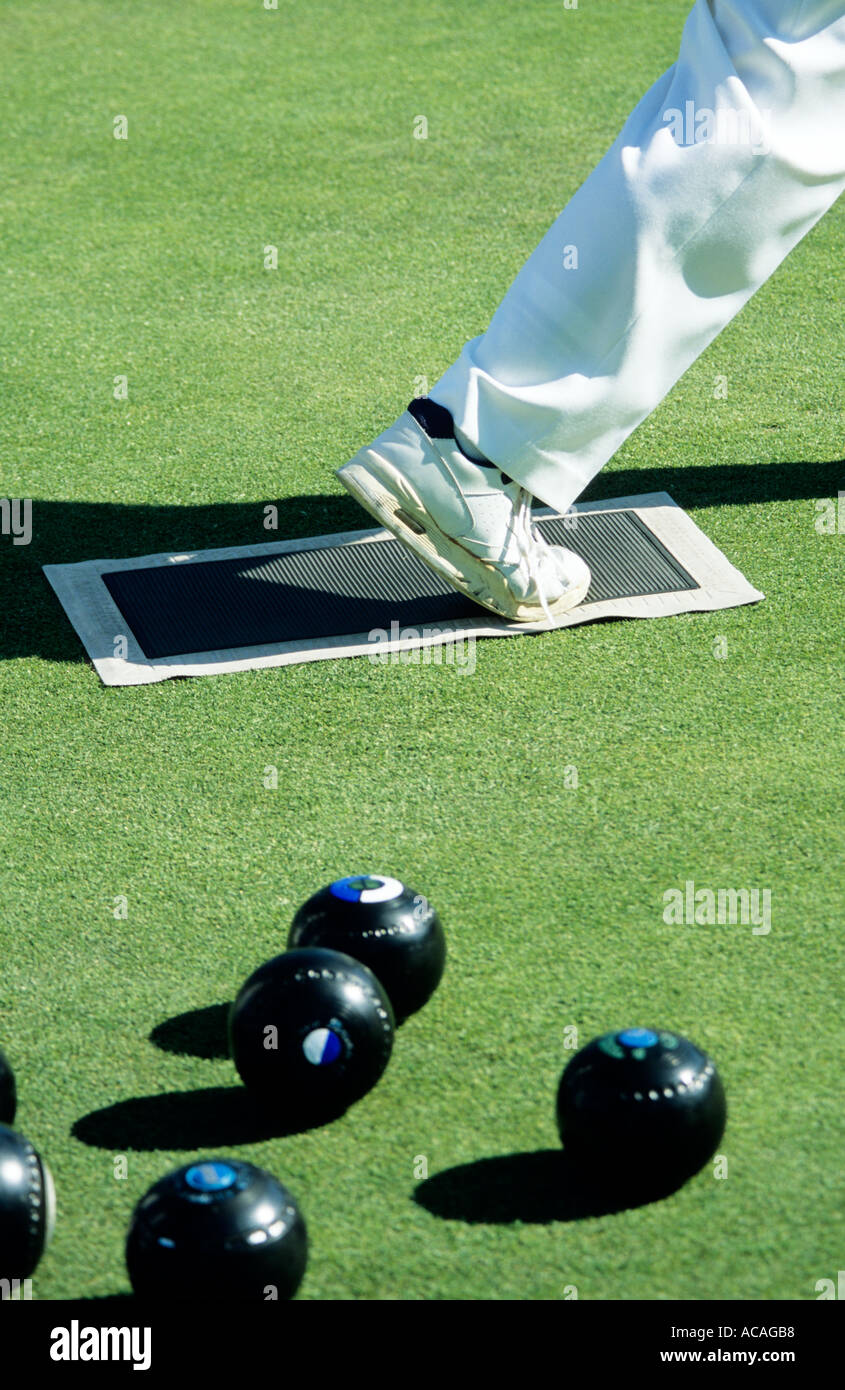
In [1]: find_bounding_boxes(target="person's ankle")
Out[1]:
[453,422,490,464]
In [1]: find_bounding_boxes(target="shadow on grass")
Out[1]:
[580,455,843,512]
[72,1084,341,1150]
[76,1294,134,1305]
[0,458,841,664]
[414,1149,685,1224]
[149,1004,231,1061]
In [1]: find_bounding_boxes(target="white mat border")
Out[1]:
[42,492,764,687]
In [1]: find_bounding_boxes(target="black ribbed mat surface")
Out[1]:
[101,509,699,660]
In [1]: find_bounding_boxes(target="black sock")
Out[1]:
[407,396,501,469]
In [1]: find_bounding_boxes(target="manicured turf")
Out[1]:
[1,0,842,1300]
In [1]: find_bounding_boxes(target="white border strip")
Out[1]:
[42,492,763,687]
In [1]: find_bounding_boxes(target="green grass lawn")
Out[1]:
[1,0,843,1300]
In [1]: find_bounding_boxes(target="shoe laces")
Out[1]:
[513,487,555,623]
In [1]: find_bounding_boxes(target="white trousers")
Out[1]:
[430,0,845,513]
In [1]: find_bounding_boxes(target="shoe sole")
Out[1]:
[337,451,591,624]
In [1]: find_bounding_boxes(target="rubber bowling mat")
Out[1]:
[43,492,763,686]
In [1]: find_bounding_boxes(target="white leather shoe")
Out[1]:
[336,398,591,623]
